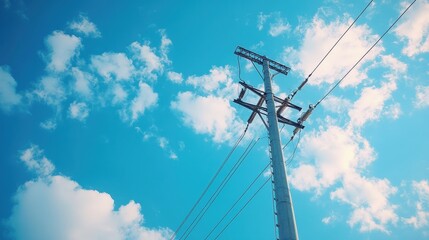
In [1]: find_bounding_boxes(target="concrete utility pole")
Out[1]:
[262,58,298,240]
[234,46,302,240]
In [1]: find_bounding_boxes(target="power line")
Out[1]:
[170,124,249,240]
[180,137,261,240]
[213,176,271,240]
[203,162,270,239]
[289,0,374,100]
[309,0,374,78]
[315,0,416,108]
[286,130,302,167]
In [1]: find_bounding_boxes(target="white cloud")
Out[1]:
[159,30,172,64]
[131,42,162,80]
[320,95,352,114]
[69,15,101,37]
[257,12,270,31]
[384,103,401,120]
[40,119,57,130]
[72,67,95,99]
[10,145,172,240]
[158,137,168,149]
[289,164,319,192]
[380,55,407,73]
[394,0,429,57]
[33,76,66,106]
[284,16,382,87]
[167,71,183,84]
[68,101,90,122]
[131,31,171,81]
[348,81,397,128]
[415,85,429,108]
[291,126,375,191]
[112,84,128,104]
[171,91,245,143]
[269,18,291,37]
[330,173,398,233]
[322,215,336,224]
[185,66,236,96]
[91,52,135,81]
[403,180,429,229]
[0,65,21,112]
[45,31,81,73]
[130,82,158,121]
[19,145,55,176]
[7,175,171,240]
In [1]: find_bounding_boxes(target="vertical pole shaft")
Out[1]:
[262,58,298,240]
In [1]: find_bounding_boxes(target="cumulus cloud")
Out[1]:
[185,65,239,98]
[414,85,429,108]
[91,52,135,81]
[72,67,95,99]
[394,0,429,57]
[290,126,375,191]
[289,124,399,232]
[33,76,66,106]
[68,101,90,121]
[9,145,172,240]
[269,18,291,37]
[284,16,382,87]
[0,65,22,112]
[131,32,172,80]
[69,15,101,37]
[45,31,81,73]
[330,173,398,233]
[19,145,55,176]
[348,81,397,128]
[171,91,245,143]
[130,82,158,121]
[167,71,183,84]
[403,180,429,229]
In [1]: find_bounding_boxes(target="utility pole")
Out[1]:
[234,46,303,240]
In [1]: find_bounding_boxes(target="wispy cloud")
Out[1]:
[414,85,429,109]
[269,18,291,37]
[69,15,101,38]
[0,65,22,112]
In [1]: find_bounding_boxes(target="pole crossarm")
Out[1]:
[234,46,291,76]
[235,81,304,129]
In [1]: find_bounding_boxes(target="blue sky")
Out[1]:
[1,0,429,239]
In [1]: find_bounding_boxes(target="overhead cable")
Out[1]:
[203,162,270,240]
[213,176,271,240]
[289,0,374,100]
[315,0,416,108]
[180,137,260,240]
[170,123,249,240]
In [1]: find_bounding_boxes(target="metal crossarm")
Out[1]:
[234,46,291,75]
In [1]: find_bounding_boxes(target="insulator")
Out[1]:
[298,104,314,123]
[297,77,309,91]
